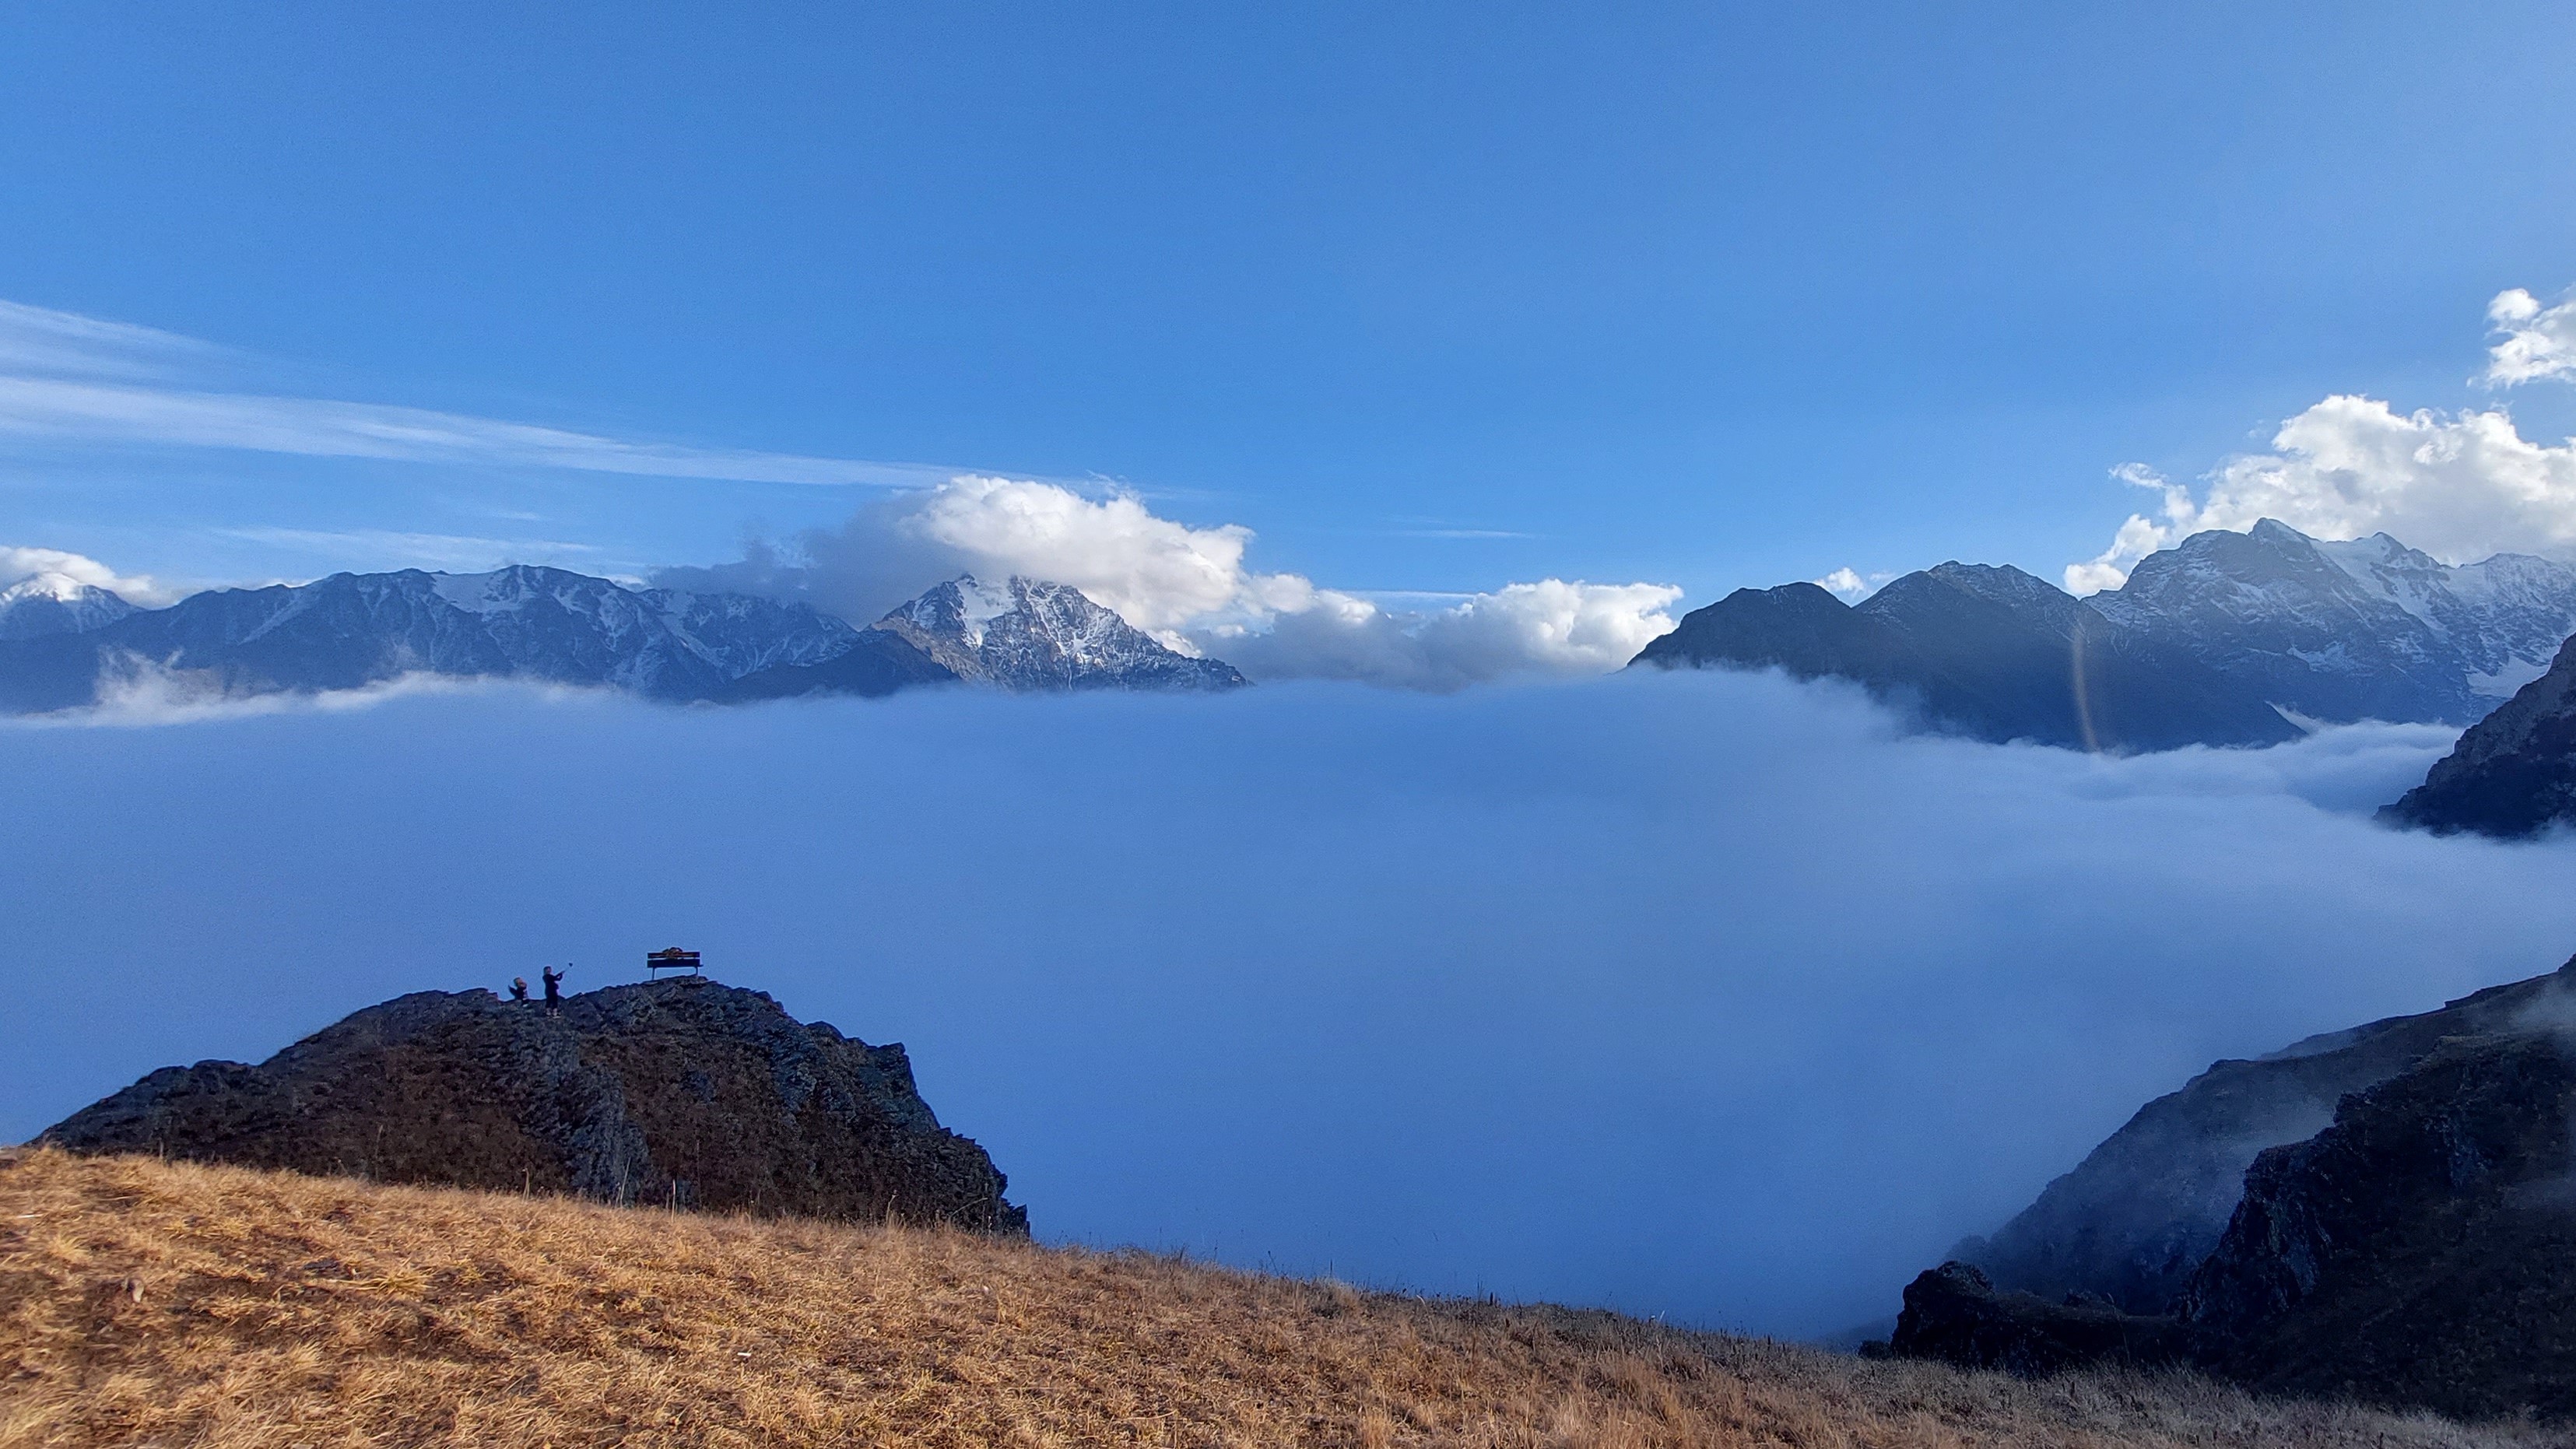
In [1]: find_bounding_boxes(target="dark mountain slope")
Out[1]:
[2184,1030,2576,1418]
[721,628,961,700]
[2383,632,2576,837]
[1634,565,2297,751]
[1959,961,2576,1314]
[41,980,1025,1232]
[1895,959,2576,1418]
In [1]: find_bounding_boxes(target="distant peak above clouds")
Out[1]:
[874,574,1248,693]
[658,475,1683,693]
[0,571,140,640]
[2067,291,2576,595]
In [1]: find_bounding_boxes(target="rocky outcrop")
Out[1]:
[2383,632,2576,837]
[1957,960,2576,1314]
[1886,1262,2198,1374]
[1893,960,2576,1417]
[40,981,1025,1233]
[2182,1031,2576,1418]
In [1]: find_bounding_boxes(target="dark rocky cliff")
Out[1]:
[40,981,1026,1233]
[2183,1030,2576,1418]
[1893,960,2576,1417]
[2385,630,2576,837]
[1958,961,2576,1314]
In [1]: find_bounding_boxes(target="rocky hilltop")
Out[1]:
[1892,957,2576,1417]
[40,979,1026,1233]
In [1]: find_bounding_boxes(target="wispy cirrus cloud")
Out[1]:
[0,300,957,487]
[214,526,609,573]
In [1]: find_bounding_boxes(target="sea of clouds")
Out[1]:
[6,669,2573,1338]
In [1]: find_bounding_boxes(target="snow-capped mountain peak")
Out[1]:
[879,574,1248,692]
[0,572,142,640]
[2090,520,2576,721]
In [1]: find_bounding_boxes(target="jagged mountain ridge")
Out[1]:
[2093,521,2576,724]
[874,575,1248,692]
[1630,562,2301,751]
[0,565,1247,712]
[1634,521,2576,749]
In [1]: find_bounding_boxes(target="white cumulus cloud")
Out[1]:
[2484,287,2576,386]
[0,546,171,605]
[2069,289,2576,592]
[661,475,1682,689]
[1812,567,1893,603]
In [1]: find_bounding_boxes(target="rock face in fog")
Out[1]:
[1893,957,2576,1418]
[1955,963,2576,1315]
[2383,632,2576,838]
[2183,1029,2576,1418]
[41,980,1027,1233]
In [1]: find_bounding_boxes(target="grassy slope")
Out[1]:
[0,1149,2557,1449]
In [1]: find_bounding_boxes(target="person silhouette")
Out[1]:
[509,977,529,1002]
[542,965,564,1009]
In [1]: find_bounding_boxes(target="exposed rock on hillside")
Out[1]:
[1887,1261,2197,1374]
[1894,958,2576,1417]
[41,981,1025,1232]
[1957,961,2576,1314]
[2184,1030,2576,1418]
[2383,633,2576,837]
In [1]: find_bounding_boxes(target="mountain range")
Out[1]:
[0,566,1248,714]
[1635,520,2576,751]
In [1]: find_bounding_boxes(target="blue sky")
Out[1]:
[5,2,2576,608]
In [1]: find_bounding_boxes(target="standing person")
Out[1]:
[509,977,529,1002]
[542,965,564,1009]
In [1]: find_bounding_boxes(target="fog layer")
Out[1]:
[4,673,2568,1336]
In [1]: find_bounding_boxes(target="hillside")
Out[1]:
[2,1151,2559,1449]
[41,981,1023,1232]
[2384,632,2576,837]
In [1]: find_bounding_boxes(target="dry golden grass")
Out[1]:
[1,1148,2563,1448]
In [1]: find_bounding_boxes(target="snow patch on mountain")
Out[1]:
[879,575,1248,692]
[0,573,140,640]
